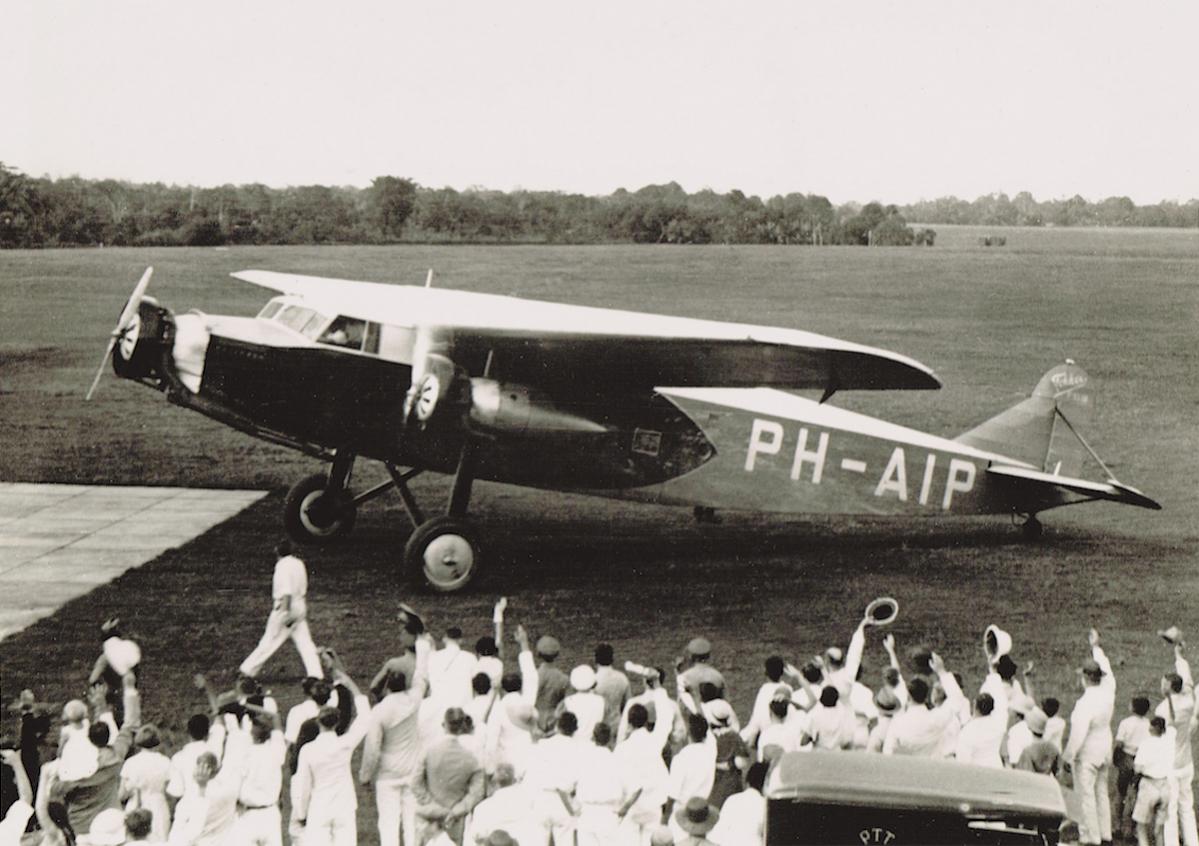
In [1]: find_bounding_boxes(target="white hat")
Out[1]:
[87,808,127,845]
[103,635,141,676]
[984,625,1012,660]
[569,665,596,692]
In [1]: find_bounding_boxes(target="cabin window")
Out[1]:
[363,322,381,355]
[377,324,416,363]
[257,300,284,320]
[318,316,368,351]
[277,305,318,334]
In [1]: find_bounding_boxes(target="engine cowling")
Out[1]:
[468,378,606,436]
[112,297,172,383]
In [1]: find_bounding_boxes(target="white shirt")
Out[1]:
[740,681,791,748]
[462,783,539,846]
[708,787,765,846]
[614,688,673,809]
[168,771,239,846]
[292,693,371,822]
[575,744,624,809]
[667,737,716,803]
[955,713,1006,768]
[883,670,966,757]
[524,734,585,793]
[1155,654,1195,770]
[361,639,430,783]
[561,690,606,745]
[428,641,477,712]
[166,726,226,799]
[1134,729,1177,780]
[236,731,286,808]
[806,703,856,750]
[1063,647,1115,765]
[0,799,34,844]
[272,555,308,618]
[1006,721,1033,766]
[1115,714,1150,755]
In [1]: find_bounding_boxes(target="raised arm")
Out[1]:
[514,625,537,705]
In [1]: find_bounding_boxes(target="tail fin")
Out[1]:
[955,361,1093,475]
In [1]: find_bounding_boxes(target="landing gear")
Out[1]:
[404,516,480,593]
[401,442,482,592]
[281,444,483,592]
[284,473,357,545]
[1021,515,1043,540]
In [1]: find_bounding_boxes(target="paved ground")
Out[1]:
[0,483,266,640]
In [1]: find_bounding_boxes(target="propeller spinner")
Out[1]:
[85,267,153,401]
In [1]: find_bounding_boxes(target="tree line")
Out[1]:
[1,163,1194,249]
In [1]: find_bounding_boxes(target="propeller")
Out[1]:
[85,267,153,401]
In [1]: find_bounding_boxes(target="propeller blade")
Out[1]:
[85,337,118,401]
[84,266,154,401]
[116,267,154,335]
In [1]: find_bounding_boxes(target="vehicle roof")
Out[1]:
[770,752,1066,820]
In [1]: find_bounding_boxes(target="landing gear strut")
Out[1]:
[283,452,358,544]
[402,443,481,592]
[282,446,483,592]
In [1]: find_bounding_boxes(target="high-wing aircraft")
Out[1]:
[87,268,1159,592]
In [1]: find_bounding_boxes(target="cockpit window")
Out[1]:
[277,304,319,334]
[318,316,368,350]
[257,300,284,320]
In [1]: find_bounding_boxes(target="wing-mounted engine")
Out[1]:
[404,353,607,439]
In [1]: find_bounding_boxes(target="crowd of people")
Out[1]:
[1,540,1196,846]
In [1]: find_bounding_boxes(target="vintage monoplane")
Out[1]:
[88,268,1159,592]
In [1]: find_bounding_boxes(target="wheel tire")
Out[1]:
[404,516,480,593]
[283,473,357,545]
[1022,517,1043,541]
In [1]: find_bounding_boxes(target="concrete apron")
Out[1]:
[0,483,266,640]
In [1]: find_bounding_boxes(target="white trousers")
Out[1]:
[233,805,283,846]
[375,778,418,846]
[302,809,358,846]
[240,610,323,679]
[1165,763,1198,846]
[1076,759,1113,845]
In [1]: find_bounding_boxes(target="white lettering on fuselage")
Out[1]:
[744,418,784,471]
[943,458,976,509]
[743,419,977,511]
[790,428,829,484]
[874,447,908,501]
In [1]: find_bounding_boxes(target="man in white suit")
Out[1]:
[240,540,323,680]
[292,653,373,846]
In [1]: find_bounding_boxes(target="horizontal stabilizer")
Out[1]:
[986,465,1161,511]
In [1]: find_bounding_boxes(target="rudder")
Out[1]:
[955,361,1093,476]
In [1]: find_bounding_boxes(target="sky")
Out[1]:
[9,0,1199,205]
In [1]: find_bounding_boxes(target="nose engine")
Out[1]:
[111,297,173,384]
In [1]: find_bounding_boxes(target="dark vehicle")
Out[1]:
[767,752,1067,845]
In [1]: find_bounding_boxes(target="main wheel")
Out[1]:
[404,516,480,593]
[283,473,357,545]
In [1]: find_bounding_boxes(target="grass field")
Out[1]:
[1,228,1196,841]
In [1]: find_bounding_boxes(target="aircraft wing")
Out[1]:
[232,270,940,392]
[986,465,1162,511]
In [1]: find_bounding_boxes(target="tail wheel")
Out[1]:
[1022,515,1043,540]
[284,473,357,545]
[404,516,480,593]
